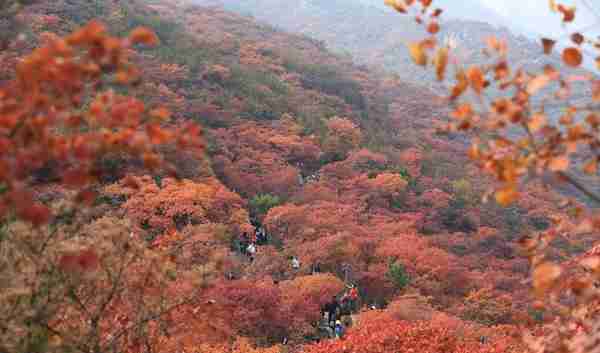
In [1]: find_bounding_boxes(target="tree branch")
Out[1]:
[557,171,600,205]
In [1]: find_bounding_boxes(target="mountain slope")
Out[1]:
[2,1,593,352]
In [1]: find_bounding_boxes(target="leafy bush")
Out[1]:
[250,193,282,216]
[528,216,551,231]
[387,261,410,290]
[224,66,290,120]
[438,207,477,233]
[284,61,366,111]
[450,178,478,209]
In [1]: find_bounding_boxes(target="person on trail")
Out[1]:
[246,242,257,262]
[239,232,249,255]
[347,285,359,313]
[324,296,339,326]
[311,262,321,274]
[334,320,344,339]
[256,227,267,245]
[291,256,300,270]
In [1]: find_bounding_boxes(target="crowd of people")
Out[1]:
[318,284,360,339]
[232,223,362,342]
[234,225,267,262]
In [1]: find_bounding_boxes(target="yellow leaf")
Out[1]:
[385,0,407,13]
[407,41,427,66]
[434,46,449,81]
[528,113,547,132]
[549,155,569,172]
[549,0,557,12]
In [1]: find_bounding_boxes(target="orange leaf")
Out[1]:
[571,32,584,45]
[526,74,551,94]
[585,113,600,128]
[583,159,597,175]
[468,142,480,159]
[466,66,485,94]
[528,113,547,133]
[494,61,510,81]
[562,47,582,67]
[451,103,473,120]
[149,107,172,121]
[558,4,576,22]
[532,262,562,298]
[593,80,600,101]
[434,46,448,81]
[549,155,569,172]
[495,184,518,206]
[407,42,427,66]
[427,21,440,34]
[450,70,468,100]
[129,27,159,46]
[541,38,556,54]
[384,0,407,13]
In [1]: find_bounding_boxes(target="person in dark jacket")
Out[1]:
[239,232,249,255]
[323,296,339,326]
[311,262,321,274]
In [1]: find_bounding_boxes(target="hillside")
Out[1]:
[0,0,594,352]
[192,0,594,104]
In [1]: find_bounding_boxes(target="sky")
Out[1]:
[367,0,600,69]
[479,0,599,38]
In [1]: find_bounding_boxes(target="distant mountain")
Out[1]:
[188,0,593,95]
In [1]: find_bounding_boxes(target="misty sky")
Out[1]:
[479,0,599,38]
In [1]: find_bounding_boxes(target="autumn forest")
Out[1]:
[2,0,600,352]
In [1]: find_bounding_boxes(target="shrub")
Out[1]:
[284,60,367,111]
[249,193,282,216]
[387,261,410,290]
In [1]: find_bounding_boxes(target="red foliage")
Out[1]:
[105,175,249,237]
[302,315,520,353]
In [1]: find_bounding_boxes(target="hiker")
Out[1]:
[291,256,300,270]
[347,284,359,313]
[247,242,257,262]
[239,232,249,255]
[311,262,321,274]
[334,320,345,339]
[324,296,339,326]
[256,227,267,245]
